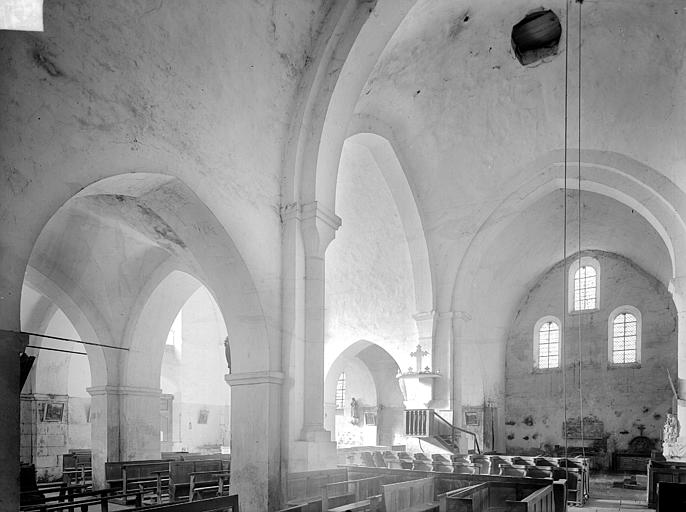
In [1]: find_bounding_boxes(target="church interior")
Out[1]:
[3,0,686,511]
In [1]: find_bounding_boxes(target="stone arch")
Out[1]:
[72,172,271,374]
[345,131,433,315]
[22,267,107,388]
[324,340,405,447]
[449,149,683,451]
[453,149,686,308]
[122,267,203,389]
[285,0,419,211]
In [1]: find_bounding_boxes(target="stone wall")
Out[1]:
[505,251,677,460]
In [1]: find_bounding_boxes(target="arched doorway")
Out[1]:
[325,341,405,449]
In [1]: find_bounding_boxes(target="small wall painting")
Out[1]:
[44,402,65,422]
[465,411,480,426]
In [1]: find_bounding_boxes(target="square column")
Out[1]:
[225,371,283,511]
[0,330,28,510]
[87,385,161,488]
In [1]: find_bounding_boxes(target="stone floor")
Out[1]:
[583,473,654,511]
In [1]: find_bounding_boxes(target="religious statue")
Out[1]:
[224,336,232,374]
[664,413,679,443]
[661,412,686,460]
[350,397,359,424]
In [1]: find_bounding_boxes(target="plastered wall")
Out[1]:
[326,140,418,371]
[161,286,230,453]
[505,251,677,459]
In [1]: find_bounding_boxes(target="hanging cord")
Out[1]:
[562,0,570,470]
[576,0,586,459]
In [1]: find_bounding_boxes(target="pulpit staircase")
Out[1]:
[405,409,481,454]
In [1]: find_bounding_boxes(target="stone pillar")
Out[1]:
[669,277,686,450]
[299,202,340,450]
[0,330,28,510]
[118,386,162,461]
[87,386,120,489]
[225,371,283,511]
[87,385,161,487]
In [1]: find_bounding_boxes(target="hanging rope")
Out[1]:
[10,330,129,351]
[576,0,586,459]
[562,0,571,467]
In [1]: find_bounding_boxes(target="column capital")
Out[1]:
[301,201,342,256]
[225,370,284,387]
[86,385,162,398]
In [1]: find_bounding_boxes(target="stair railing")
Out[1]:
[404,409,481,454]
[432,411,481,454]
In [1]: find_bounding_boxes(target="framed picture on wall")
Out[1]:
[44,402,65,422]
[364,412,377,426]
[464,411,480,426]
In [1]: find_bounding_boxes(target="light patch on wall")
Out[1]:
[0,0,43,31]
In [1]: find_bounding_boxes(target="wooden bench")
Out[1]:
[439,481,553,512]
[62,451,92,486]
[286,468,349,509]
[105,459,169,491]
[322,476,381,511]
[343,465,566,512]
[648,459,686,508]
[134,494,239,511]
[122,460,171,499]
[169,459,229,502]
[381,477,438,512]
[20,489,145,512]
[507,485,554,512]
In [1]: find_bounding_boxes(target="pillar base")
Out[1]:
[289,437,338,472]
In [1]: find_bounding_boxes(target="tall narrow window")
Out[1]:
[538,321,560,369]
[609,307,641,365]
[534,317,561,369]
[574,266,597,310]
[335,372,346,409]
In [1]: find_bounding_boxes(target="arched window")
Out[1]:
[335,372,346,409]
[569,256,600,311]
[534,317,561,369]
[609,306,642,365]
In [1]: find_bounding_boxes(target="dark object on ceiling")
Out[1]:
[512,10,562,65]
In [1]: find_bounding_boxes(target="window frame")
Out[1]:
[335,372,346,410]
[533,316,562,370]
[568,256,600,313]
[607,305,642,367]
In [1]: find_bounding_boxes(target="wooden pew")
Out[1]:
[20,489,145,512]
[381,476,438,511]
[507,484,554,512]
[286,468,349,510]
[105,459,169,492]
[439,481,554,512]
[656,481,686,512]
[648,459,686,508]
[61,453,92,486]
[168,459,228,502]
[343,465,566,512]
[122,460,171,499]
[322,476,381,512]
[133,494,239,511]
